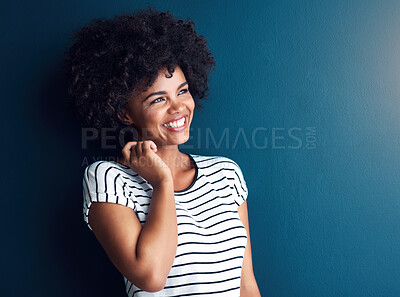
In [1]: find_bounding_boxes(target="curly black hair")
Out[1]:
[63,6,216,139]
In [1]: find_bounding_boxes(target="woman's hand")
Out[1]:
[121,140,172,186]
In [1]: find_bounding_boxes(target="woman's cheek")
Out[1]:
[187,96,195,110]
[150,110,165,125]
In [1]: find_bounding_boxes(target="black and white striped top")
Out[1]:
[83,154,249,297]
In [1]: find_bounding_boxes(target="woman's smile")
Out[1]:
[161,115,188,131]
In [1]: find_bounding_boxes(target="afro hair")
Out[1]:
[63,6,216,135]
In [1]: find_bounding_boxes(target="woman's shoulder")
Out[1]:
[83,160,140,182]
[190,153,244,171]
[84,160,128,172]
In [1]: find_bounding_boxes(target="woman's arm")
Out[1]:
[89,177,176,292]
[88,141,178,292]
[238,201,261,296]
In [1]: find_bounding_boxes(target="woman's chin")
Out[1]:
[158,127,191,145]
[157,134,190,147]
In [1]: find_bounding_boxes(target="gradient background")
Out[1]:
[1,0,400,296]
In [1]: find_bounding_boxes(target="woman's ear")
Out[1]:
[118,109,135,126]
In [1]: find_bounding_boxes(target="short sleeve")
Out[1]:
[228,158,249,207]
[82,161,136,231]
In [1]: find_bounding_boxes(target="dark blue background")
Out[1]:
[2,0,400,296]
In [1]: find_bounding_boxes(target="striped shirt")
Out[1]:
[83,154,249,297]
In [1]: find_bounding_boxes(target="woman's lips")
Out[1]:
[161,115,188,132]
[162,115,186,125]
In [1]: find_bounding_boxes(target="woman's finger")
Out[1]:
[122,141,136,160]
[142,140,156,153]
[129,141,137,150]
[150,141,157,152]
[135,140,143,156]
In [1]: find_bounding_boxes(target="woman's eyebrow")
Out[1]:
[143,81,188,102]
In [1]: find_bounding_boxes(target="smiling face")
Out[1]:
[121,65,195,147]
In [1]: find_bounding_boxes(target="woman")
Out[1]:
[64,6,261,296]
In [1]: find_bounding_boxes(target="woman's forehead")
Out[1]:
[140,66,185,92]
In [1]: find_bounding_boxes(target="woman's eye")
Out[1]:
[151,97,165,104]
[150,89,188,104]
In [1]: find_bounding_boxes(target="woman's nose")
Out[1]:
[169,97,185,112]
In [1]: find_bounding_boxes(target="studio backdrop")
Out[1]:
[1,0,400,296]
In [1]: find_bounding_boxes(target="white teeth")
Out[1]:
[163,117,186,128]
